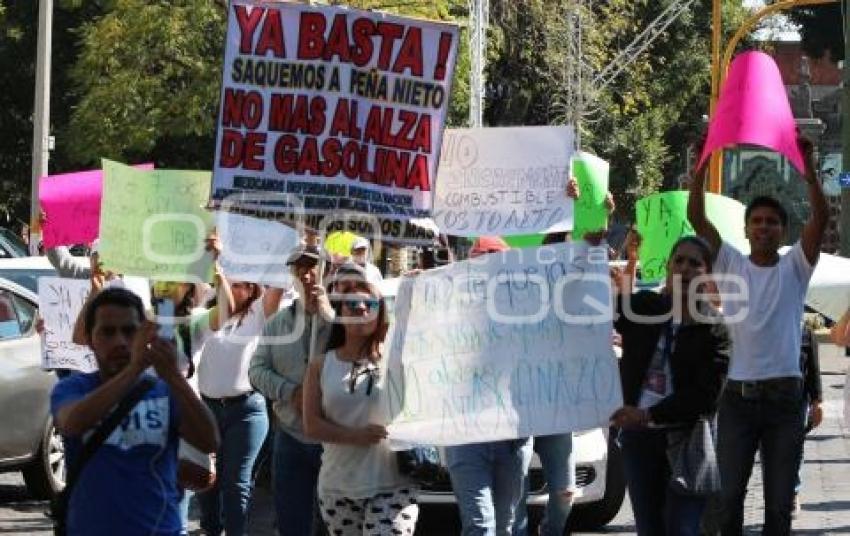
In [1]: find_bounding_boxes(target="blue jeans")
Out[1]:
[198,392,269,536]
[273,428,323,536]
[445,438,534,536]
[619,428,706,536]
[718,379,804,536]
[514,434,575,536]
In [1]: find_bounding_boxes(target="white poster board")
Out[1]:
[38,277,96,372]
[216,212,298,287]
[432,126,576,236]
[384,242,620,445]
[39,276,151,372]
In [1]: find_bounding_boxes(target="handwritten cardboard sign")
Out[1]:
[383,242,620,445]
[39,164,154,248]
[699,51,805,173]
[636,191,749,282]
[216,211,298,286]
[210,1,459,221]
[432,126,576,236]
[99,160,214,282]
[38,277,96,372]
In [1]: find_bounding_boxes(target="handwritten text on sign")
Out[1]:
[38,277,96,372]
[432,126,576,236]
[384,243,620,446]
[211,1,459,219]
[636,191,749,282]
[99,160,214,283]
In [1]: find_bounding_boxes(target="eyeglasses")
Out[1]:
[349,361,379,395]
[342,298,380,312]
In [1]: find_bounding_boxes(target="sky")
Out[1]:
[742,0,802,41]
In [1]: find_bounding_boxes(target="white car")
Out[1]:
[0,270,64,499]
[378,277,625,532]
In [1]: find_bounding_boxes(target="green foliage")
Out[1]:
[1,0,752,228]
[484,0,749,220]
[66,0,226,168]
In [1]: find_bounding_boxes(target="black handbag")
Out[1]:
[666,416,721,496]
[396,445,448,486]
[50,377,156,535]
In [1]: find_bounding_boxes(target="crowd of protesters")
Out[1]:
[42,134,839,536]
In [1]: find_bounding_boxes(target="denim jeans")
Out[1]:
[619,428,706,536]
[273,428,323,536]
[198,392,269,536]
[717,379,804,536]
[514,434,575,536]
[445,438,534,536]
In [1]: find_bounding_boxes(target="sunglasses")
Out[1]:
[342,298,380,312]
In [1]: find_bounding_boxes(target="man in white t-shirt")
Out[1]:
[688,136,828,535]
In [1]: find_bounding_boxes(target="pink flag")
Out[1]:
[698,51,804,173]
[40,164,154,248]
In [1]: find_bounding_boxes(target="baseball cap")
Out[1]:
[469,236,510,258]
[286,244,322,266]
[351,237,370,252]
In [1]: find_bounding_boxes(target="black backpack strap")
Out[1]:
[51,376,157,531]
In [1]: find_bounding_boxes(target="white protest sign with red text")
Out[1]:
[212,1,459,222]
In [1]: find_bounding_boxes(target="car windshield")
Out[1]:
[0,229,28,257]
[0,268,56,293]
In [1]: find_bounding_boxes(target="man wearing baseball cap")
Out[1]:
[248,241,333,536]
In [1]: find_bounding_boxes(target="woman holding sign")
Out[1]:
[194,260,284,536]
[610,236,730,536]
[302,275,419,535]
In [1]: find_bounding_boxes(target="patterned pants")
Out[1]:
[318,487,419,536]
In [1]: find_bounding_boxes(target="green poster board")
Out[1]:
[636,191,749,282]
[99,160,214,282]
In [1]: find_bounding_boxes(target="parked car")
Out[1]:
[0,256,59,294]
[0,227,29,259]
[0,275,63,498]
[378,277,625,532]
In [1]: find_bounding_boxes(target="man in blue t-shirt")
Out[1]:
[51,287,219,535]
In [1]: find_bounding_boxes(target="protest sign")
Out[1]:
[383,242,620,445]
[39,276,151,372]
[99,160,214,282]
[636,191,749,282]
[699,51,805,173]
[39,164,154,248]
[211,1,460,222]
[432,126,575,236]
[38,277,96,372]
[216,211,298,286]
[572,152,609,240]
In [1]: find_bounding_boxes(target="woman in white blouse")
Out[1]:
[195,270,283,536]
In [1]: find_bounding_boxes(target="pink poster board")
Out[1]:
[40,164,154,248]
[698,51,805,173]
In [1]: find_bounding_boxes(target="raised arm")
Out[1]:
[687,164,722,259]
[798,137,828,266]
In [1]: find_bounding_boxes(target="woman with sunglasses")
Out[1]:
[303,279,419,536]
[610,236,730,535]
[194,265,284,536]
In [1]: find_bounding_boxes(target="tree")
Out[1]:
[64,0,468,168]
[787,5,842,62]
[484,0,749,218]
[0,0,107,227]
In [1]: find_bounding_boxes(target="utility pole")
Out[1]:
[30,0,53,253]
[842,0,850,255]
[468,0,488,127]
